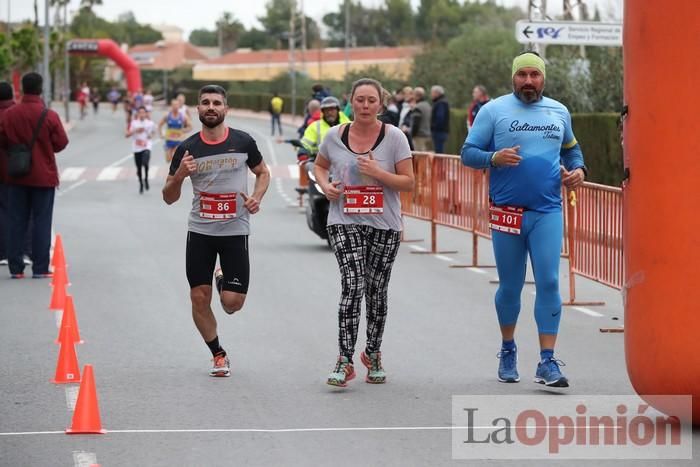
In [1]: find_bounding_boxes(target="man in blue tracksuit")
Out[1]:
[461,52,586,387]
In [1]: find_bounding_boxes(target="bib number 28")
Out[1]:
[344,186,384,214]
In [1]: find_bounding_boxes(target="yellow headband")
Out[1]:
[512,53,546,78]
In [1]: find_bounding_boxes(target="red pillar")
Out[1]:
[624,0,700,424]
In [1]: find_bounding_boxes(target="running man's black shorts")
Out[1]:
[185,231,249,294]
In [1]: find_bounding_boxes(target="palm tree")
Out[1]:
[80,0,104,12]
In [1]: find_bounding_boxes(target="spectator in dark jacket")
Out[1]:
[430,85,450,154]
[0,81,33,267]
[467,84,490,129]
[2,72,68,278]
[0,81,15,265]
[411,86,433,151]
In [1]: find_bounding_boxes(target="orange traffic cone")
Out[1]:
[55,295,83,345]
[66,365,106,434]
[51,333,81,384]
[51,263,70,289]
[49,281,67,311]
[51,234,65,269]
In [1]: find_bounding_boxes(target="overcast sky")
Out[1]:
[3,0,623,38]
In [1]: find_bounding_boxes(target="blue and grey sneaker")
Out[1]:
[497,348,520,383]
[534,357,569,387]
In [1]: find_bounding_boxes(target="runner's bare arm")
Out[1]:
[163,151,196,205]
[183,116,193,133]
[313,154,342,201]
[157,116,166,137]
[357,151,415,192]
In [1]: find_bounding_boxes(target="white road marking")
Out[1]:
[148,165,160,180]
[72,451,97,467]
[572,306,604,318]
[65,386,79,410]
[54,309,63,328]
[2,425,618,437]
[60,167,86,182]
[409,245,427,252]
[470,268,487,275]
[435,255,455,262]
[287,164,299,179]
[57,180,86,198]
[96,167,122,181]
[107,154,133,168]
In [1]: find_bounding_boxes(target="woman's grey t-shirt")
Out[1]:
[319,124,412,232]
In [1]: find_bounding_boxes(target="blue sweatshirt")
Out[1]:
[461,93,585,213]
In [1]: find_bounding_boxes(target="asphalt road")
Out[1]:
[1,106,696,466]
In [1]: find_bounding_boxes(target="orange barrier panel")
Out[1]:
[400,153,621,306]
[399,152,433,223]
[568,183,623,293]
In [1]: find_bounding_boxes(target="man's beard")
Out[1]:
[324,115,339,126]
[199,112,225,128]
[515,86,542,103]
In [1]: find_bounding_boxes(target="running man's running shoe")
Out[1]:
[534,357,569,387]
[214,267,224,295]
[326,356,355,387]
[497,348,520,383]
[360,351,386,384]
[209,353,231,377]
[10,273,25,279]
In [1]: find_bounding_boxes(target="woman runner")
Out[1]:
[126,106,156,194]
[313,78,415,387]
[159,98,192,163]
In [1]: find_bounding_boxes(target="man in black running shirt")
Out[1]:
[163,85,271,377]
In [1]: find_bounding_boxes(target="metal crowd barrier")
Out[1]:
[401,152,623,304]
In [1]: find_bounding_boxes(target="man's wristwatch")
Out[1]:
[490,152,498,168]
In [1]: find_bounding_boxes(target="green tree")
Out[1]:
[189,28,218,47]
[10,25,41,72]
[112,11,163,46]
[379,0,415,45]
[411,26,521,107]
[80,0,103,11]
[258,0,320,49]
[323,1,381,47]
[0,32,12,78]
[70,8,112,39]
[238,28,276,50]
[587,46,623,112]
[217,12,245,54]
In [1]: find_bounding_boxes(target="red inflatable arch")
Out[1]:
[624,0,700,425]
[68,39,142,93]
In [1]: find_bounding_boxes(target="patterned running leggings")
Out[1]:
[327,224,402,361]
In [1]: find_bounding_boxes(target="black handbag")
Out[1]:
[7,107,49,178]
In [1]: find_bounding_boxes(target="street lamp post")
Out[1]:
[64,43,69,122]
[289,3,297,118]
[43,0,51,106]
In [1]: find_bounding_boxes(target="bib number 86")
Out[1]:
[217,202,230,212]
